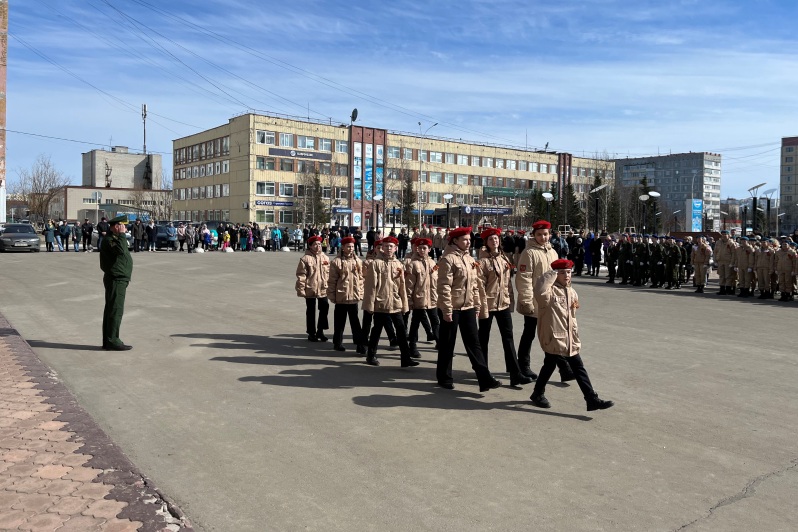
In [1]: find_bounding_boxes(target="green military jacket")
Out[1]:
[100,233,133,281]
[633,242,650,264]
[650,243,664,265]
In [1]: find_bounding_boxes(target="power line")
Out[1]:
[3,128,171,155]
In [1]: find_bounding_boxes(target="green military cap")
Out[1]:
[109,215,129,226]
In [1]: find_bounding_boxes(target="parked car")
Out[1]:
[91,228,134,250]
[0,224,41,252]
[154,224,174,250]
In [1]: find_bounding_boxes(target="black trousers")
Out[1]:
[533,353,597,402]
[333,303,364,346]
[409,308,439,349]
[369,312,410,362]
[355,241,363,256]
[479,308,522,376]
[517,316,573,378]
[436,308,494,387]
[82,234,91,250]
[608,262,617,281]
[305,298,329,336]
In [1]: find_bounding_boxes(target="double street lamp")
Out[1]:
[590,183,608,234]
[542,192,554,221]
[639,191,660,233]
[443,193,454,229]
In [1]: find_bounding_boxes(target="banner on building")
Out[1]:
[365,144,374,201]
[353,142,363,201]
[690,199,703,232]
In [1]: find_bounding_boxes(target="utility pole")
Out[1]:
[0,1,8,223]
[142,104,147,154]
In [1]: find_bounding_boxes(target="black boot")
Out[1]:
[717,286,726,295]
[520,367,538,380]
[510,373,533,386]
[587,396,615,411]
[758,290,768,299]
[726,286,735,295]
[333,344,346,352]
[366,348,380,366]
[356,344,366,355]
[530,393,551,408]
[737,288,747,297]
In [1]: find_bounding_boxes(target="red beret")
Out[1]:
[341,236,355,245]
[518,230,526,235]
[447,227,472,241]
[308,235,322,244]
[481,227,501,241]
[507,230,515,235]
[532,220,551,231]
[551,259,574,270]
[374,239,383,247]
[382,236,399,245]
[416,238,432,247]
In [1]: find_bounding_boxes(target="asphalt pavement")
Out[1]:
[0,248,796,531]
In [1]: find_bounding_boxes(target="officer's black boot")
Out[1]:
[778,292,788,302]
[717,286,726,295]
[758,290,768,299]
[366,347,380,366]
[737,288,747,297]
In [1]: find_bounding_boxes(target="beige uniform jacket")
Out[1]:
[363,256,409,314]
[405,256,438,310]
[432,233,445,249]
[691,243,712,267]
[775,249,796,274]
[533,270,581,357]
[437,244,485,317]
[327,254,364,304]
[295,251,329,298]
[755,247,775,270]
[478,247,515,313]
[733,244,755,271]
[714,239,736,265]
[515,240,558,317]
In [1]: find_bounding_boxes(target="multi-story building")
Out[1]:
[780,136,798,234]
[171,112,614,228]
[615,152,722,232]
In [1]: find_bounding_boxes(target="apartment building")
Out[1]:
[615,152,722,232]
[780,136,798,234]
[171,112,615,228]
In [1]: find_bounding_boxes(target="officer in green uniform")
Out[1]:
[664,236,681,289]
[100,215,133,350]
[633,235,650,286]
[618,234,634,285]
[649,235,665,288]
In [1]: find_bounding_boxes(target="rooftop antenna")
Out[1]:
[104,160,113,188]
[142,104,147,154]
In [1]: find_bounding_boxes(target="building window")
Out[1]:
[531,162,539,172]
[419,172,427,183]
[321,186,332,199]
[296,184,305,197]
[336,140,349,153]
[222,160,229,173]
[430,192,442,204]
[430,172,442,183]
[445,153,454,164]
[296,160,313,174]
[457,174,468,185]
[483,157,493,168]
[518,161,527,171]
[786,147,794,152]
[472,195,480,204]
[199,165,206,177]
[221,184,230,197]
[320,162,332,175]
[540,163,548,173]
[215,185,221,198]
[336,164,349,176]
[199,187,206,199]
[420,150,427,162]
[457,154,468,165]
[496,159,504,169]
[256,210,275,224]
[550,164,558,174]
[495,177,503,187]
[430,151,443,163]
[471,156,480,167]
[256,130,275,145]
[319,138,332,151]
[403,148,413,160]
[297,135,315,149]
[336,187,349,200]
[279,183,294,197]
[507,160,516,170]
[786,157,794,163]
[279,133,293,147]
[280,159,294,172]
[279,210,294,224]
[387,146,400,158]
[445,173,454,184]
[456,193,466,204]
[206,185,214,198]
[191,187,199,200]
[256,182,275,196]
[222,137,230,155]
[471,175,479,186]
[257,157,275,170]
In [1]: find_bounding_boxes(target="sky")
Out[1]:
[6,0,798,199]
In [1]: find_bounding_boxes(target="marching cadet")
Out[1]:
[649,235,665,288]
[663,235,681,289]
[100,215,133,351]
[755,238,776,299]
[515,220,574,382]
[436,227,502,392]
[477,227,532,386]
[691,236,712,293]
[618,234,634,285]
[404,238,436,341]
[327,236,365,353]
[714,230,736,295]
[405,237,440,358]
[528,259,614,412]
[296,235,331,342]
[362,237,417,367]
[734,237,755,297]
[775,238,795,301]
[361,239,398,350]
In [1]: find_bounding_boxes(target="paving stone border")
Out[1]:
[0,314,193,531]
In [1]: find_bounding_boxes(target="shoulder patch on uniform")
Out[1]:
[432,265,439,271]
[520,264,527,272]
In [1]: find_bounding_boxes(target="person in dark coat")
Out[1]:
[100,215,133,351]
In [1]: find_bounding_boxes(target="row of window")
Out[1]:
[174,137,230,164]
[175,210,230,222]
[256,157,348,176]
[174,184,231,201]
[255,130,349,154]
[175,160,231,180]
[80,198,161,206]
[255,181,348,200]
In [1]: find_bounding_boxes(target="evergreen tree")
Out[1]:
[639,176,657,234]
[524,190,548,224]
[311,171,329,225]
[607,185,622,234]
[400,170,416,228]
[563,183,584,230]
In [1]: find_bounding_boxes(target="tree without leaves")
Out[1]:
[10,154,72,224]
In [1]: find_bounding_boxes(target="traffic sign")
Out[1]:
[365,210,371,219]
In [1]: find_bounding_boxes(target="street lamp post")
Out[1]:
[777,212,786,236]
[590,183,608,235]
[374,194,383,236]
[747,182,766,235]
[761,188,777,236]
[443,193,453,230]
[542,192,554,222]
[672,210,682,232]
[639,194,649,233]
[417,122,438,229]
[720,210,728,231]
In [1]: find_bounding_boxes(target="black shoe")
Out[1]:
[758,291,768,299]
[587,398,614,411]
[316,333,329,342]
[717,287,726,295]
[530,393,551,408]
[438,382,455,390]
[388,339,399,349]
[307,334,319,342]
[510,374,533,386]
[366,357,380,366]
[103,343,132,351]
[410,349,422,359]
[426,334,436,342]
[333,344,346,352]
[401,359,420,367]
[605,280,614,284]
[356,344,366,355]
[479,378,502,392]
[519,367,538,380]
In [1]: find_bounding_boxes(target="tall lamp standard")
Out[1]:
[761,188,777,236]
[639,194,649,233]
[417,122,438,229]
[777,212,786,236]
[542,192,554,221]
[373,194,383,236]
[720,211,728,231]
[590,183,608,234]
[747,182,767,235]
[672,210,682,232]
[443,193,453,229]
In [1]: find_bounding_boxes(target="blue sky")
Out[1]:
[7,0,798,198]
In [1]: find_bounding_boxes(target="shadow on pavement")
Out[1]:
[27,339,105,351]
[175,332,591,420]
